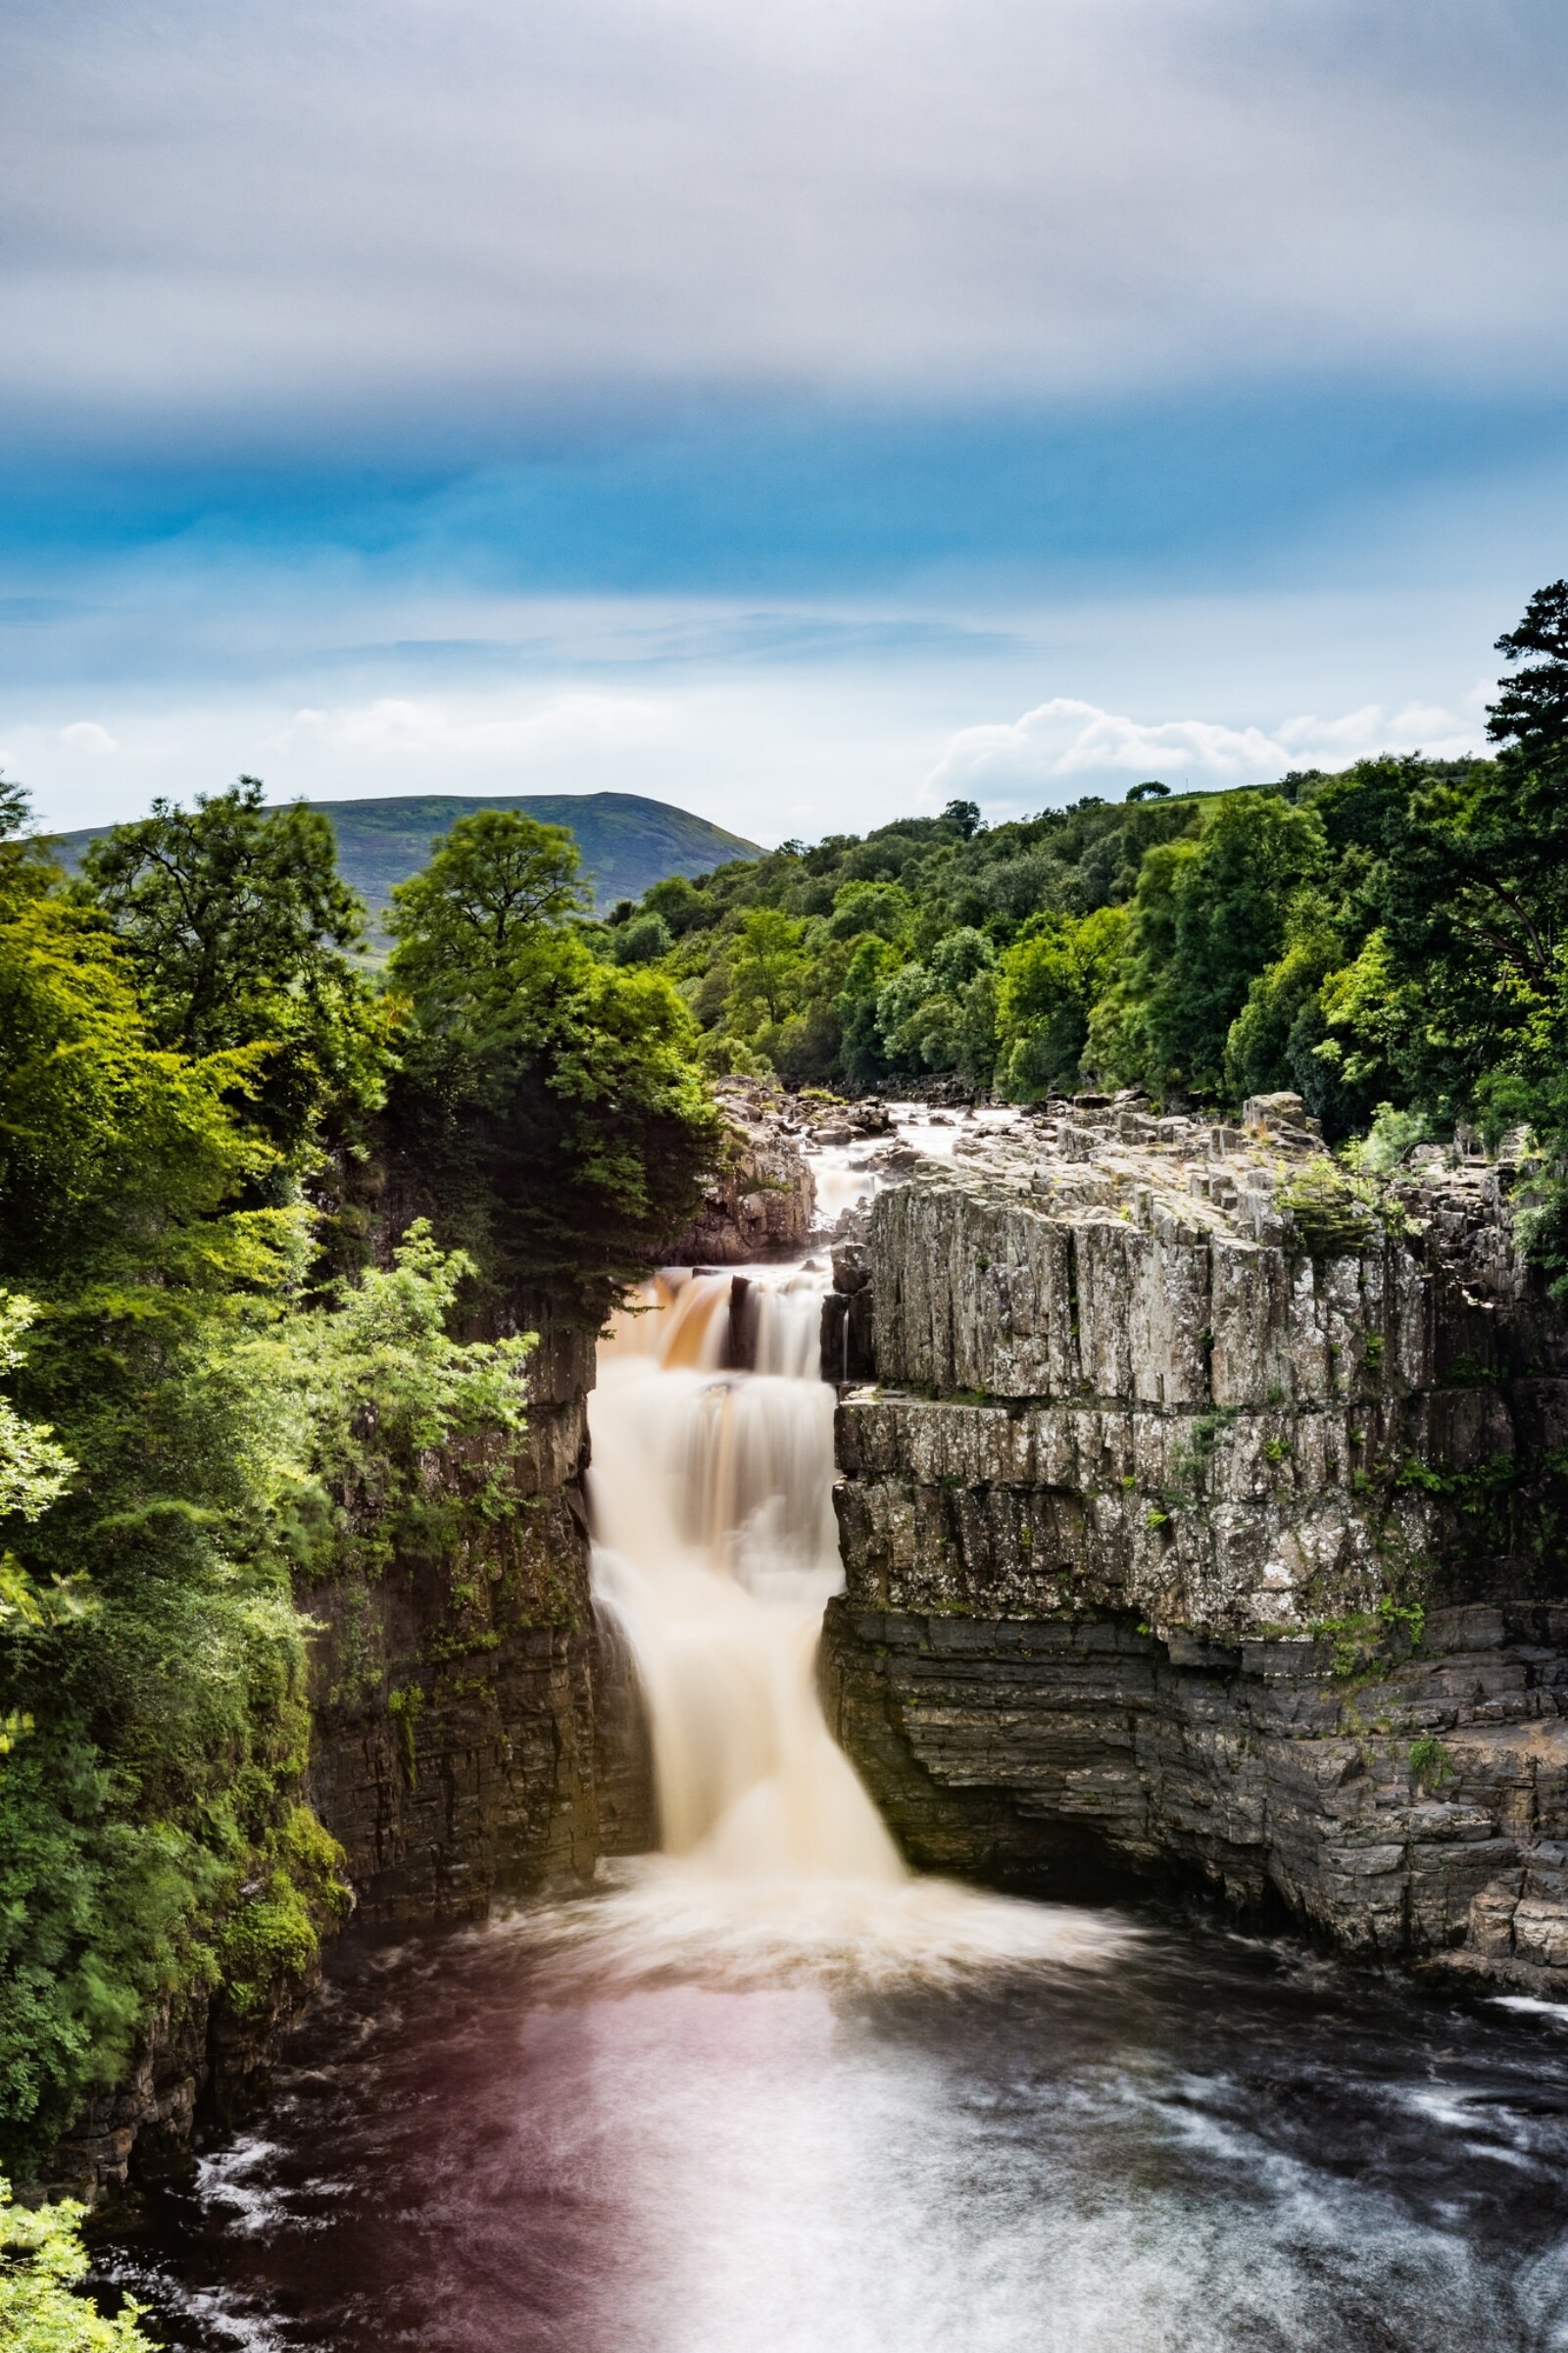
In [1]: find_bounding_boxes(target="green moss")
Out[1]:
[386,1684,424,1789]
[1409,1734,1457,1792]
[213,1804,352,2022]
[1278,1159,1383,1260]
[1313,1594,1427,1682]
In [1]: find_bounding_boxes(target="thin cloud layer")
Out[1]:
[2,0,1565,443]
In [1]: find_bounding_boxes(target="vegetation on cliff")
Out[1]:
[1,2171,155,2350]
[606,581,1568,1276]
[0,791,719,2188]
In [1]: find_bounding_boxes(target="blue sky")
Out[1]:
[3,0,1566,840]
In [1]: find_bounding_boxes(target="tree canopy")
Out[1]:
[386,810,719,1322]
[81,778,386,1161]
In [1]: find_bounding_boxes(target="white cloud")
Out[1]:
[927,691,1490,808]
[57,720,118,754]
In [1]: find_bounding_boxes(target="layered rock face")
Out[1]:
[824,1099,1568,1987]
[302,1313,649,1925]
[306,1317,654,1920]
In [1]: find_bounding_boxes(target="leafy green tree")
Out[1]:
[0,1295,76,1651]
[612,910,672,966]
[387,810,587,997]
[1114,791,1324,1095]
[833,936,904,1086]
[1488,578,1568,770]
[872,928,997,1078]
[724,907,809,1033]
[826,881,913,944]
[1,2170,156,2350]
[995,907,1129,1098]
[387,813,718,1321]
[80,779,385,1160]
[641,873,712,937]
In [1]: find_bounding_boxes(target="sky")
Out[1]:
[3,0,1566,843]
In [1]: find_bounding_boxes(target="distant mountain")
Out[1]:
[54,790,763,935]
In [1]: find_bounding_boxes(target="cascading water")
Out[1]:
[579,1250,1125,1984]
[589,1261,904,1882]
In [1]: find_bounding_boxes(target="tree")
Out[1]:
[1116,791,1324,1095]
[0,2170,157,2349]
[387,818,718,1323]
[724,908,808,1031]
[612,910,672,966]
[995,907,1129,1098]
[1488,578,1568,771]
[387,811,587,1005]
[80,780,384,1160]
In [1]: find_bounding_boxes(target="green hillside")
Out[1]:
[56,790,762,932]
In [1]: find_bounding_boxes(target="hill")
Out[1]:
[54,790,762,931]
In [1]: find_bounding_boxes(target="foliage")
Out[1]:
[1277,1159,1383,1261]
[994,907,1128,1098]
[262,1220,536,1585]
[0,1294,78,1647]
[1107,791,1325,1096]
[387,809,588,988]
[78,779,387,1165]
[387,811,719,1322]
[1408,1734,1456,1793]
[1343,1102,1432,1176]
[0,2172,156,2351]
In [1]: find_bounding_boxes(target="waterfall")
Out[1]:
[588,1261,904,1883]
[571,1142,1128,1984]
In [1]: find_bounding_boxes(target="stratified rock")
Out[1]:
[825,1109,1568,1990]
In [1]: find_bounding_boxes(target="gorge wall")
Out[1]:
[301,1309,651,1926]
[823,1098,1568,1991]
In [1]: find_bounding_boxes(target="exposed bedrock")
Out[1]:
[824,1103,1568,1988]
[665,1079,816,1262]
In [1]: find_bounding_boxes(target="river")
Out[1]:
[100,1227,1568,2352]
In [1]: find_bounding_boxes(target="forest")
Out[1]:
[605,581,1568,1292]
[2,579,1567,2335]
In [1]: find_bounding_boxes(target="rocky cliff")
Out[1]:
[666,1079,816,1262]
[301,1311,649,1924]
[823,1096,1568,1989]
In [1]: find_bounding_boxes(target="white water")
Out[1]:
[584,1255,1131,1983]
[591,1262,903,1881]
